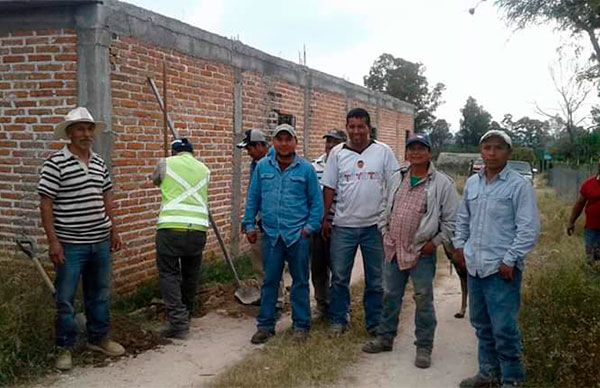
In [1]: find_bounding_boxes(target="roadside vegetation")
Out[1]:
[0,254,255,386]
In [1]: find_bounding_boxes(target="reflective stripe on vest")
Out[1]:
[158,154,209,229]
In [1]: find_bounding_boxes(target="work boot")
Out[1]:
[362,335,393,353]
[292,329,309,343]
[160,325,189,340]
[86,339,125,357]
[328,324,346,339]
[414,347,431,369]
[55,349,72,371]
[251,329,274,344]
[459,374,501,388]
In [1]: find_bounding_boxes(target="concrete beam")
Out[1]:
[303,68,312,156]
[230,67,243,256]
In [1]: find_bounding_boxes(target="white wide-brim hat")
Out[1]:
[54,107,105,140]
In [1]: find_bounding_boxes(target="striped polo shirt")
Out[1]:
[38,146,113,244]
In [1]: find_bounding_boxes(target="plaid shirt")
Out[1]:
[383,176,427,270]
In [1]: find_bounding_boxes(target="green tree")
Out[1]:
[364,53,446,131]
[425,119,453,155]
[456,96,492,147]
[493,0,600,70]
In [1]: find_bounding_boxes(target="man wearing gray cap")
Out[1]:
[311,129,347,318]
[242,124,323,344]
[453,130,540,388]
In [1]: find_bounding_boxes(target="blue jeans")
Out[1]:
[377,255,437,350]
[468,270,524,384]
[584,228,600,263]
[55,240,111,348]
[329,225,384,331]
[257,235,311,332]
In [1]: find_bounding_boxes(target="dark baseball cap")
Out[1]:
[323,129,347,142]
[236,129,267,148]
[406,133,432,149]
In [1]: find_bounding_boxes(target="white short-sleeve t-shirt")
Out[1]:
[321,140,400,227]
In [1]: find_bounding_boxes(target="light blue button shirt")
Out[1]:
[453,166,540,278]
[242,153,323,247]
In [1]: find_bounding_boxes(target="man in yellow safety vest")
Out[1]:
[152,138,210,339]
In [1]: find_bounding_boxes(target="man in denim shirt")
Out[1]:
[243,124,323,344]
[453,130,540,388]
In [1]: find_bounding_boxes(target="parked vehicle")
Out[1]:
[507,160,536,184]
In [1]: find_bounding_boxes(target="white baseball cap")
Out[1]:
[479,130,512,148]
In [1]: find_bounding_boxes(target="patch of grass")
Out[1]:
[521,189,600,387]
[200,254,256,287]
[210,285,369,388]
[0,260,55,386]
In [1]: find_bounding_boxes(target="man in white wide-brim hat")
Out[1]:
[37,107,125,371]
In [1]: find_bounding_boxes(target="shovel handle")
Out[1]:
[16,238,56,295]
[208,210,242,286]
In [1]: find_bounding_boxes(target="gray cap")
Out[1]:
[236,129,267,148]
[323,129,347,142]
[406,133,432,149]
[273,123,297,138]
[480,130,512,148]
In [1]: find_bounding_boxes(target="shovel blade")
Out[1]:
[234,287,261,306]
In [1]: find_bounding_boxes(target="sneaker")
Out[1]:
[55,349,72,371]
[459,374,501,388]
[160,326,189,340]
[86,339,125,357]
[328,324,346,339]
[414,347,431,369]
[501,382,523,388]
[250,329,274,344]
[362,336,393,353]
[292,330,309,343]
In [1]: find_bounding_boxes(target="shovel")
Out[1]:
[148,71,261,306]
[208,212,261,305]
[16,237,87,333]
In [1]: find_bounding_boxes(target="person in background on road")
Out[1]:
[453,130,540,388]
[567,158,600,265]
[151,138,210,340]
[362,134,459,369]
[311,129,347,319]
[321,108,400,338]
[38,107,125,371]
[242,124,323,344]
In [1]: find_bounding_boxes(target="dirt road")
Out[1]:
[334,262,478,388]
[33,254,477,388]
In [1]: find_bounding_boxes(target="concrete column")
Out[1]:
[302,69,312,156]
[230,68,243,255]
[75,3,113,169]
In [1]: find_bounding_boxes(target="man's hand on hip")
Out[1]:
[246,231,258,244]
[498,263,514,281]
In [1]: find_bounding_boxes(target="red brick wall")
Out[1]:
[109,36,235,291]
[0,29,413,293]
[0,29,77,253]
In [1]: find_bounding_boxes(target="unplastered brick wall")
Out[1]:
[0,29,77,254]
[109,36,235,291]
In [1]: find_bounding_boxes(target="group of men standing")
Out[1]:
[39,105,549,388]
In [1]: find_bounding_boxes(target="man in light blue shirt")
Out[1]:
[454,130,540,388]
[243,124,323,344]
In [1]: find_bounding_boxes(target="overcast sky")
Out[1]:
[127,0,599,133]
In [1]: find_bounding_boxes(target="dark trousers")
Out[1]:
[156,229,206,331]
[311,233,331,312]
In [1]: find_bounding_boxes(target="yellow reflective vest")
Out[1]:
[157,152,210,231]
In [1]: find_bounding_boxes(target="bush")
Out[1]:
[520,191,600,387]
[0,261,55,385]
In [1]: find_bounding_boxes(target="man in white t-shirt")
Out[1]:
[321,108,400,337]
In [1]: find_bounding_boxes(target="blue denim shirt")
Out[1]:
[242,153,324,247]
[453,166,540,278]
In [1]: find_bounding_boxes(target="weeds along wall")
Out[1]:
[0,0,415,293]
